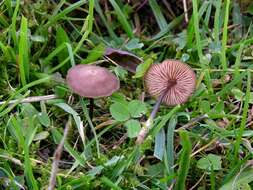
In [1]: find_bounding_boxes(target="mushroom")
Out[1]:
[104,47,143,73]
[66,64,120,117]
[136,59,196,144]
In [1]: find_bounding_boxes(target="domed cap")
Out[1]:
[66,64,120,98]
[144,60,196,106]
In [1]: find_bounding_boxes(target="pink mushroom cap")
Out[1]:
[66,64,120,98]
[144,60,196,106]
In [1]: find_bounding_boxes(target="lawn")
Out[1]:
[0,0,253,189]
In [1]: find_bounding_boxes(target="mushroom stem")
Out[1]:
[89,98,94,119]
[136,87,171,145]
[136,91,166,145]
[149,90,167,120]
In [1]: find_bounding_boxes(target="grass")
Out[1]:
[0,0,253,189]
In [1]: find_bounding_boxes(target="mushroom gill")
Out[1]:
[144,59,196,106]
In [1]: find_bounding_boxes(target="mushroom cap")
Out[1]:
[66,64,120,98]
[144,60,196,106]
[104,47,142,73]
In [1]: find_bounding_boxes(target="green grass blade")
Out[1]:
[0,76,51,114]
[94,0,119,42]
[80,98,100,158]
[42,43,66,66]
[42,1,86,30]
[154,128,165,160]
[8,116,25,149]
[81,43,105,64]
[151,105,181,136]
[73,0,94,55]
[11,0,20,48]
[230,37,253,50]
[24,137,38,190]
[152,15,183,40]
[0,167,20,190]
[9,116,38,190]
[52,128,86,166]
[192,0,203,60]
[18,16,29,86]
[65,43,75,67]
[233,71,251,164]
[108,0,133,38]
[101,176,123,190]
[214,0,222,42]
[222,155,250,184]
[217,71,246,97]
[175,130,192,190]
[233,43,244,78]
[149,0,167,31]
[54,102,85,148]
[204,1,212,27]
[42,42,74,70]
[166,116,177,175]
[192,0,213,94]
[4,0,13,16]
[0,41,16,61]
[49,0,94,73]
[220,0,230,70]
[0,90,30,117]
[56,26,71,71]
[0,13,9,27]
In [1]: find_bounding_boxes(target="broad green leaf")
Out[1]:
[200,100,210,113]
[81,43,105,64]
[128,100,147,118]
[125,38,144,50]
[33,131,50,141]
[154,128,165,160]
[56,26,70,72]
[220,167,253,190]
[213,102,224,114]
[134,57,153,78]
[247,3,253,15]
[124,119,141,138]
[37,112,50,127]
[114,66,128,80]
[110,93,128,105]
[30,35,46,42]
[110,102,130,121]
[231,88,244,100]
[197,154,222,171]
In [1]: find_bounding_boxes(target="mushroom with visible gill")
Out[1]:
[136,60,196,144]
[104,47,143,73]
[66,64,120,118]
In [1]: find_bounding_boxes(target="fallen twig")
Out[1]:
[48,120,71,190]
[0,94,57,105]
